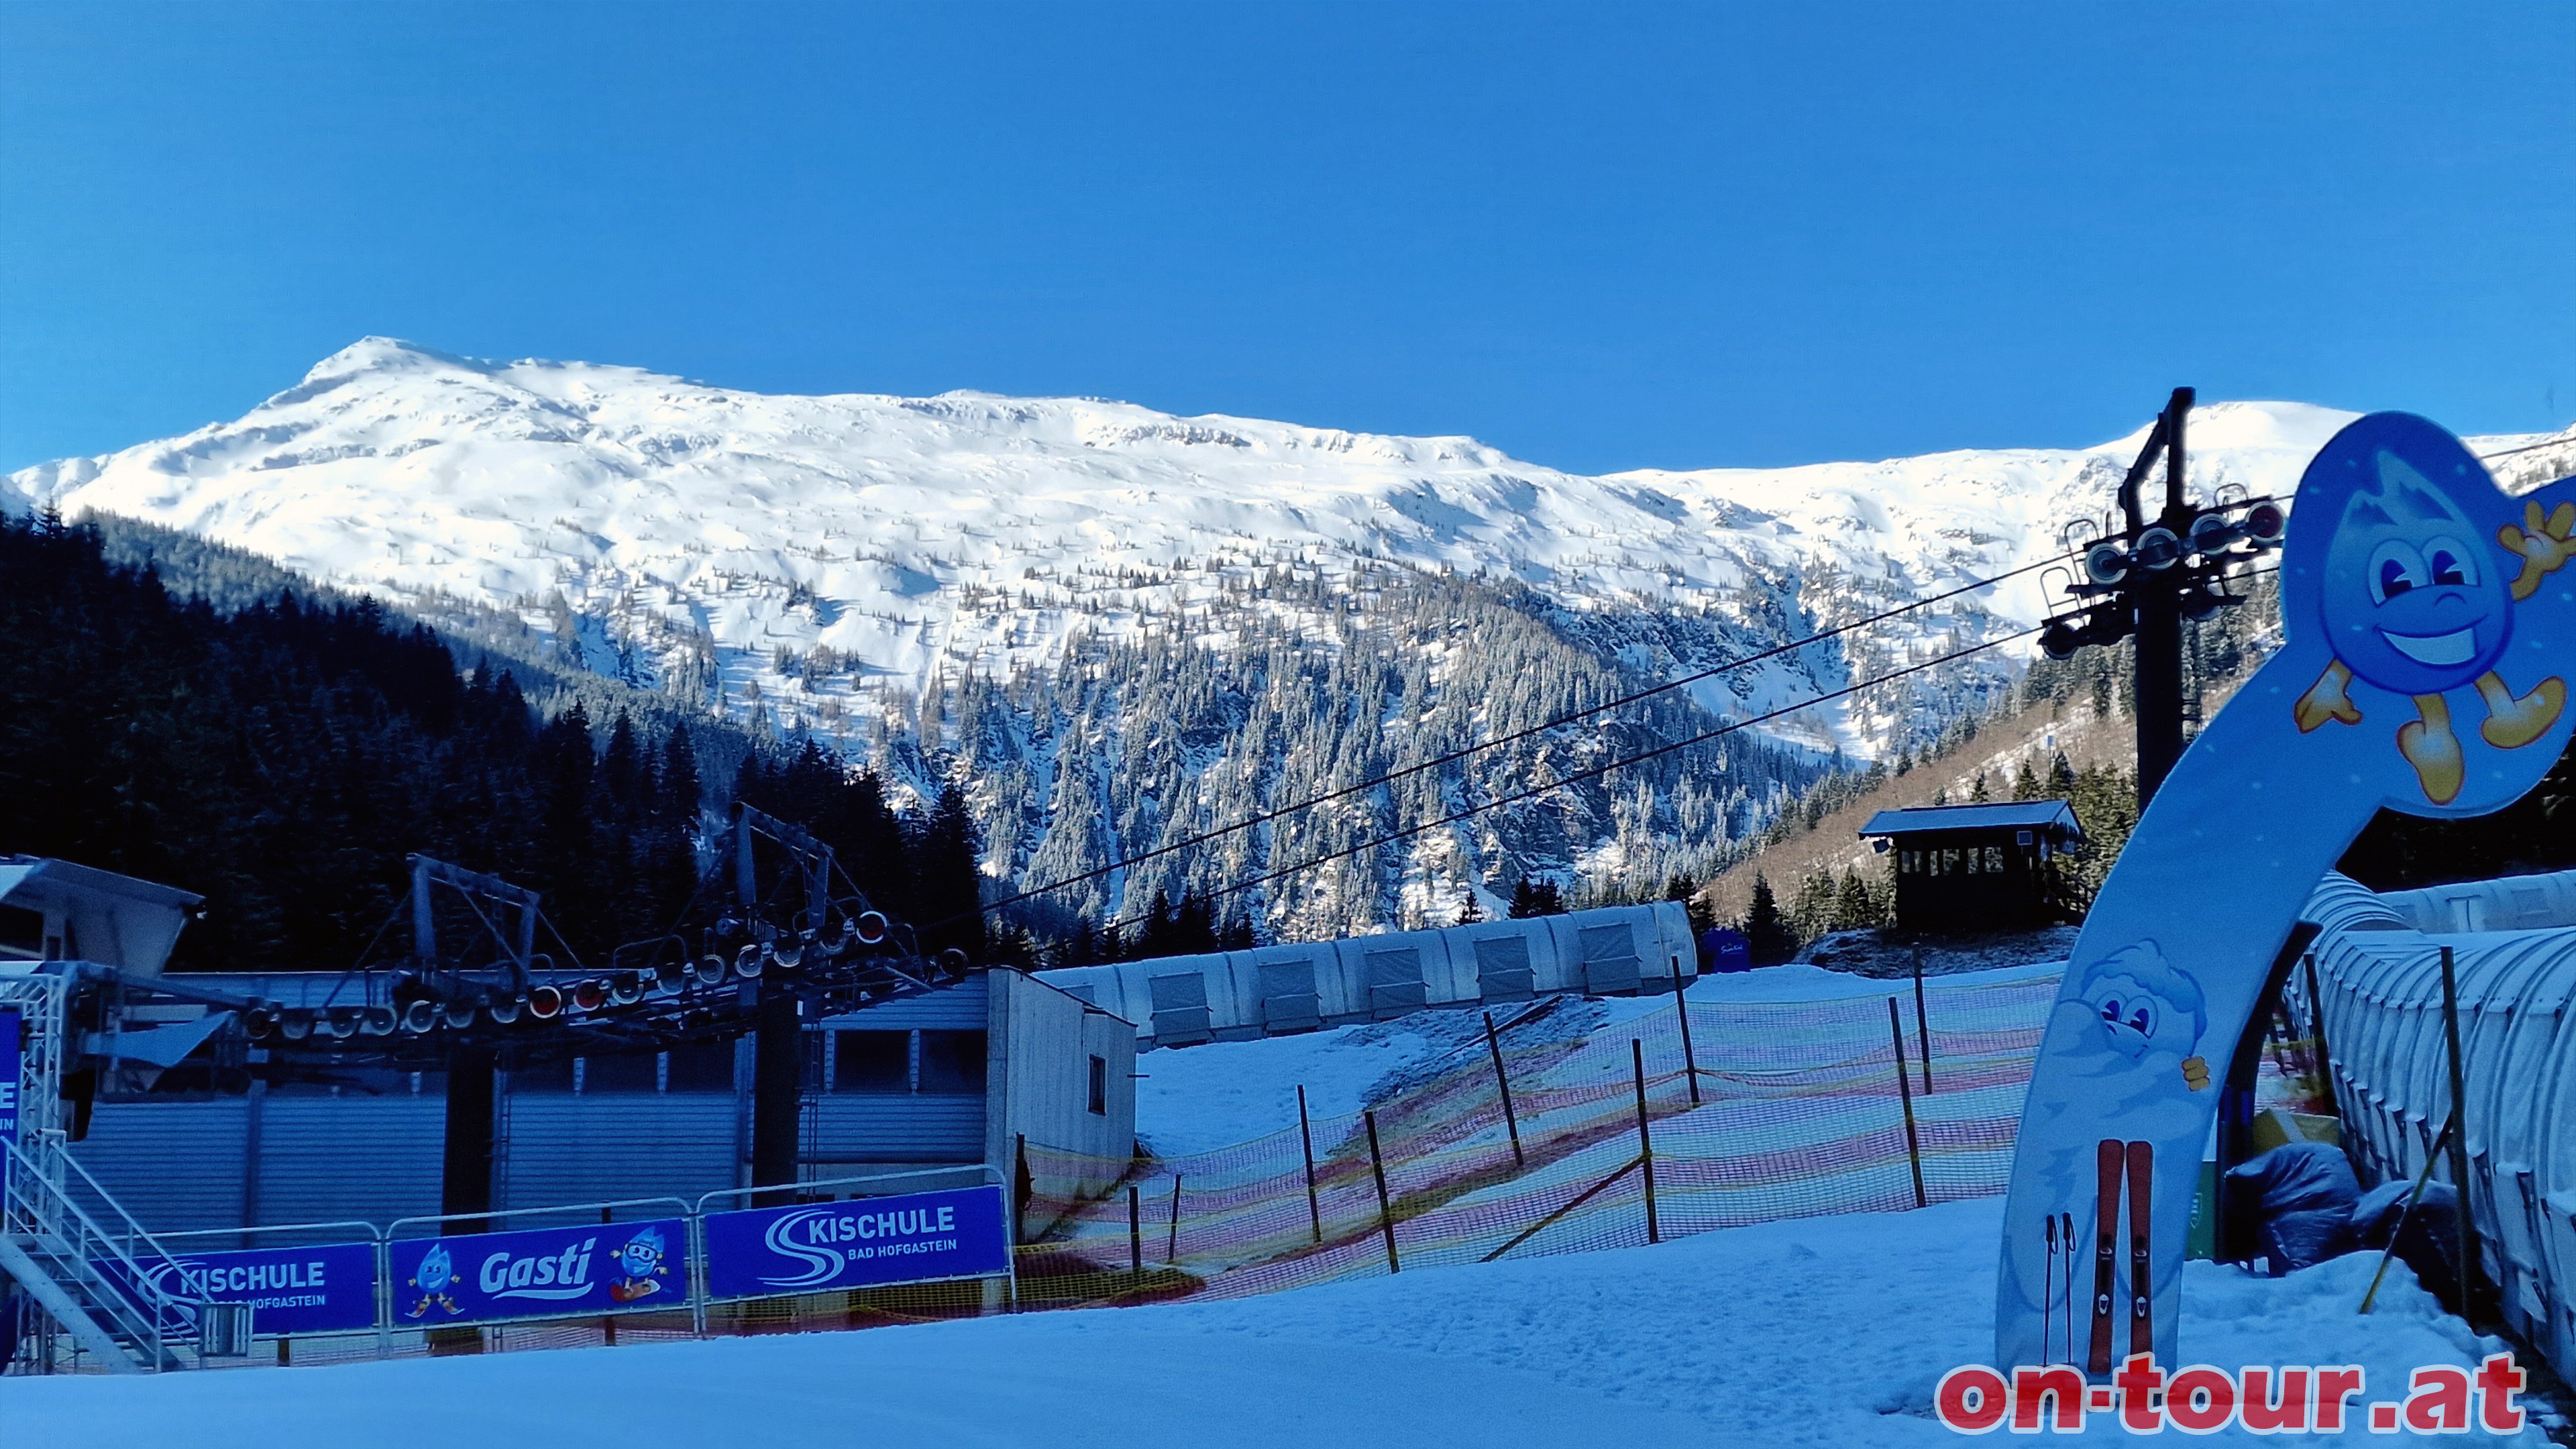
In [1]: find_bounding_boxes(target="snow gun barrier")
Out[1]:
[11,969,2065,1372]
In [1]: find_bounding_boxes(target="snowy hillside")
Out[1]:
[1,340,2361,737]
[0,340,2468,932]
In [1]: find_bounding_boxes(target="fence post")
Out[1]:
[1889,998,1927,1209]
[1364,1110,1400,1273]
[1297,1085,1324,1243]
[2438,946,2481,1325]
[1669,973,1701,1106]
[686,1212,708,1339]
[1483,1014,1525,1165]
[1166,1173,1183,1264]
[375,1236,392,1360]
[1631,1039,1660,1244]
[1911,951,1933,1093]
[1013,1133,1030,1246]
[600,1205,618,1347]
[1128,1184,1142,1275]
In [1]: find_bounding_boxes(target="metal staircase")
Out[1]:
[2,969,220,1374]
[2,1137,213,1373]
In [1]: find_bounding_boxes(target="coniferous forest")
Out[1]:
[0,512,987,973]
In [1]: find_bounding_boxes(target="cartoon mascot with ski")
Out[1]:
[1995,411,2576,1378]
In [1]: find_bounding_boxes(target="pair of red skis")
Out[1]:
[2040,1140,2153,1373]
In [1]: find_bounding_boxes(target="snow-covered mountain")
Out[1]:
[4,338,2359,738]
[8,339,2555,935]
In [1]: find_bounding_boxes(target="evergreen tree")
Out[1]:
[1217,910,1256,950]
[1788,870,1838,944]
[1742,873,1796,965]
[916,782,987,961]
[2012,757,2041,802]
[1832,866,1882,932]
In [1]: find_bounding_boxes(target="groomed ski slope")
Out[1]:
[6,1197,2542,1448]
[1130,957,2067,1155]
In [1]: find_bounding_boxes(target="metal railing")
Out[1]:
[5,1164,1018,1373]
[1,1138,221,1372]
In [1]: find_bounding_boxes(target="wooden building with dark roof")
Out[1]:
[1858,800,2086,934]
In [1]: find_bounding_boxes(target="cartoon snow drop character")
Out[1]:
[608,1226,668,1304]
[2045,941,2211,1106]
[2011,940,2212,1334]
[405,1241,463,1320]
[2292,425,2576,804]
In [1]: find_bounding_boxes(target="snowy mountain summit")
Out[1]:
[0,339,2383,930]
[6,337,2353,733]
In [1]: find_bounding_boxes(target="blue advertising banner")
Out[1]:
[0,1007,20,1143]
[702,1186,1011,1301]
[390,1218,688,1327]
[95,1241,378,1336]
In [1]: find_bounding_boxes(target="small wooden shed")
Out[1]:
[1858,800,2086,934]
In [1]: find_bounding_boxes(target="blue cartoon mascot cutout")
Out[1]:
[1996,413,2576,1377]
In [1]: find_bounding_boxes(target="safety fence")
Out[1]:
[1018,969,2065,1305]
[8,967,2069,1373]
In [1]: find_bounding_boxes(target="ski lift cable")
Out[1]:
[2477,437,2576,462]
[965,552,2080,926]
[1085,623,2045,936]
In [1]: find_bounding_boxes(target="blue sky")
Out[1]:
[1,2,2569,475]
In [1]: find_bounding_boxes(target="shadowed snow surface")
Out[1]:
[5,1197,2541,1448]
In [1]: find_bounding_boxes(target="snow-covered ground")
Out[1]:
[5,1197,2541,1448]
[1134,961,2068,1157]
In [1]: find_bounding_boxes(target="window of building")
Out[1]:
[1984,845,2006,873]
[1087,1054,1108,1116]
[833,1030,910,1093]
[918,1030,987,1094]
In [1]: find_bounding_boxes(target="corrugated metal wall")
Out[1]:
[498,1095,741,1212]
[63,974,1133,1237]
[258,1095,445,1230]
[72,1092,446,1242]
[989,970,1136,1205]
[70,1099,252,1238]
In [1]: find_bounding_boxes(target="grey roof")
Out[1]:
[1858,800,2084,841]
[0,856,204,909]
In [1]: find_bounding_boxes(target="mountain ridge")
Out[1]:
[11,339,2563,935]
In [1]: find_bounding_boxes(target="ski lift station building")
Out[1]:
[17,859,1139,1239]
[30,860,1693,1247]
